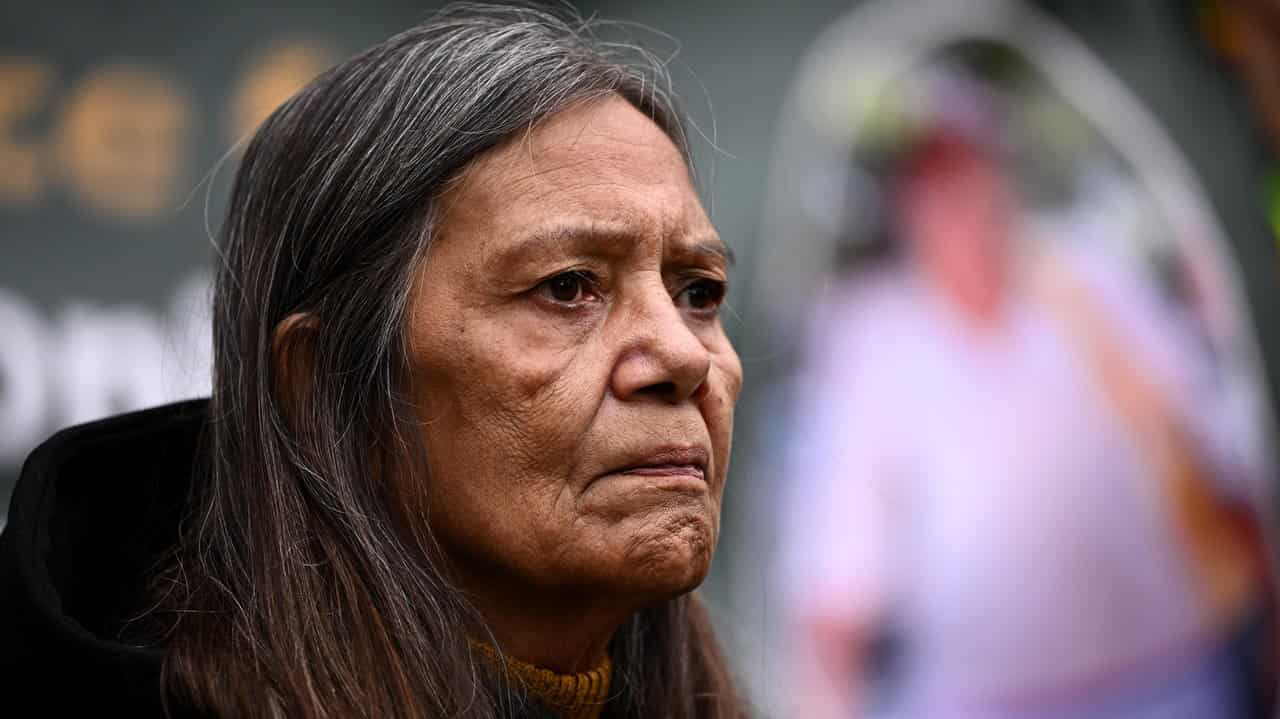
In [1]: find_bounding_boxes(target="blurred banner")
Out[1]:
[0,1,439,522]
[755,0,1280,717]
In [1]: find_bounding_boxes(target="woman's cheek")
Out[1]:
[709,356,741,492]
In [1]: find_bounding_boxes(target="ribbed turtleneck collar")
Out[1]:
[472,641,612,719]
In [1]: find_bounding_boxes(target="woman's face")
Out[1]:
[406,96,742,612]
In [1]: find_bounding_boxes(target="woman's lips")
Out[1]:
[603,447,709,483]
[616,464,705,481]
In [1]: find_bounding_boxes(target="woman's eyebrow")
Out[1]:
[487,222,633,270]
[687,237,735,267]
[487,222,733,270]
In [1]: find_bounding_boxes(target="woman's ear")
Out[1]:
[272,312,319,425]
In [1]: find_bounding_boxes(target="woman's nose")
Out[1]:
[610,284,712,404]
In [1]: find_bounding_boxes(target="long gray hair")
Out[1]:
[141,3,744,717]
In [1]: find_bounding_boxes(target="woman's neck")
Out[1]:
[471,593,624,673]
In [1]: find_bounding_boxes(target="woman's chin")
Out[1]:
[603,509,719,600]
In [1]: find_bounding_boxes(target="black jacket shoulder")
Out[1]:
[0,400,208,714]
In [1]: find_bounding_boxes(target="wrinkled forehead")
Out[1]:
[436,96,711,248]
[467,97,689,189]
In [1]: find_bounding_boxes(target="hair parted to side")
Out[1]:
[134,4,744,718]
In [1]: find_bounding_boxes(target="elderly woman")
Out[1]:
[0,5,745,718]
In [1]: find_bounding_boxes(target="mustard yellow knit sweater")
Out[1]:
[472,641,612,719]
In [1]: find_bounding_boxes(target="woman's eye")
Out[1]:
[536,271,594,304]
[677,278,726,313]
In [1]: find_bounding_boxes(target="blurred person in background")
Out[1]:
[779,123,1274,718]
[0,5,747,717]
